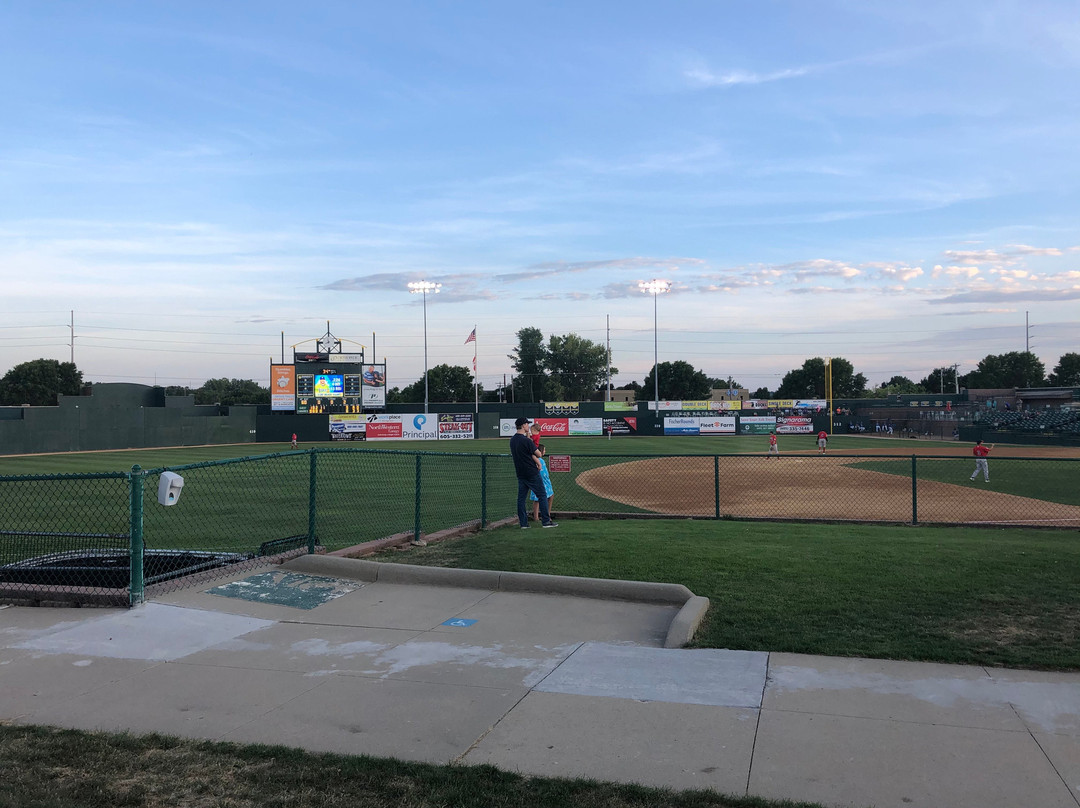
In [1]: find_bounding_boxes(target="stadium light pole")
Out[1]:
[639,279,670,415]
[407,280,441,413]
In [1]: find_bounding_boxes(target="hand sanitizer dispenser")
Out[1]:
[157,471,185,506]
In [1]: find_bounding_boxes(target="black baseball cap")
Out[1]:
[514,417,530,428]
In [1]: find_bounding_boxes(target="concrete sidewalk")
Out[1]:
[1,557,1079,808]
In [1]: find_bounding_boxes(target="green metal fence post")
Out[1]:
[414,453,422,543]
[308,449,318,553]
[481,454,488,528]
[911,454,918,525]
[714,455,721,519]
[129,464,145,606]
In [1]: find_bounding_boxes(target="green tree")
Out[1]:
[775,357,867,399]
[195,378,269,406]
[637,360,711,400]
[961,352,1046,389]
[163,385,193,397]
[396,364,478,403]
[878,375,922,395]
[1048,353,1080,387]
[509,327,548,403]
[545,333,615,400]
[919,367,959,394]
[751,386,771,399]
[0,359,83,406]
[708,376,742,389]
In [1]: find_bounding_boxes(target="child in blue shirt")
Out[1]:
[528,443,555,522]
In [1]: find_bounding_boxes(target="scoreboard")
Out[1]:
[271,328,388,414]
[293,352,368,414]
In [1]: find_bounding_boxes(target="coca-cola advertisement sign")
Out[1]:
[533,418,569,435]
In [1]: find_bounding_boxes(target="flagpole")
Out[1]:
[473,324,478,414]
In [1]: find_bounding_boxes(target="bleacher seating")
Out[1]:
[987,409,1080,434]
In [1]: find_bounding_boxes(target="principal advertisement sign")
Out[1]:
[270,365,295,411]
[328,414,366,440]
[437,413,474,440]
[776,415,814,434]
[739,415,776,435]
[664,416,699,435]
[698,417,737,435]
[361,364,387,408]
[602,416,637,435]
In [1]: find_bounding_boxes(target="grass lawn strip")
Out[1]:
[0,724,826,808]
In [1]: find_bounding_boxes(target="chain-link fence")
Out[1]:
[3,450,1078,606]
[555,453,1080,527]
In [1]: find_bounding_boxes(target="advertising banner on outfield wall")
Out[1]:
[711,400,742,411]
[776,416,814,434]
[698,417,737,435]
[270,365,296,411]
[743,399,769,410]
[329,413,366,440]
[569,417,603,436]
[793,399,828,410]
[364,413,403,440]
[664,416,699,435]
[545,402,580,415]
[739,416,776,435]
[602,416,638,435]
[604,401,636,411]
[534,418,570,437]
[438,413,474,440]
[648,401,684,411]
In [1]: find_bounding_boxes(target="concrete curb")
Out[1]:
[281,554,708,646]
[664,595,711,649]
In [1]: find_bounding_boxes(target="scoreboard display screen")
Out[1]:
[314,374,344,397]
[294,353,365,414]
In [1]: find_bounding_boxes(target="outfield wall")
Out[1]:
[0,384,257,456]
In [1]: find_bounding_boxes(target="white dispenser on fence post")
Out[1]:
[157,471,185,506]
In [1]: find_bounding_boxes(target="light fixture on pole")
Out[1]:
[638,279,670,414]
[407,280,441,413]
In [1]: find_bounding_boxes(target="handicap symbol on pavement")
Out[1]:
[441,618,478,627]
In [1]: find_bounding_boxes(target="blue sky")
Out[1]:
[2,1,1078,393]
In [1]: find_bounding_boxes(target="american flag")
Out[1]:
[464,328,476,344]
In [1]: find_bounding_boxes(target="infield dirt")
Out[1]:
[577,447,1080,526]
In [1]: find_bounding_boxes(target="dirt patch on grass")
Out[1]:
[944,606,1080,649]
[576,456,1080,525]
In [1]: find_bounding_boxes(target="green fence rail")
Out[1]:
[2,450,1078,606]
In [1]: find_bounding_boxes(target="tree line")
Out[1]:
[1,348,1078,407]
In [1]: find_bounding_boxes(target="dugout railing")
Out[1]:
[2,450,1077,606]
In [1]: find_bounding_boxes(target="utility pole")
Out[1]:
[1025,311,1030,353]
[605,315,611,402]
[69,310,75,364]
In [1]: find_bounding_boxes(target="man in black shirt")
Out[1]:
[510,417,557,528]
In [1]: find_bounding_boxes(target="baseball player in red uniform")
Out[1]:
[817,430,828,454]
[970,439,993,482]
[768,431,779,457]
